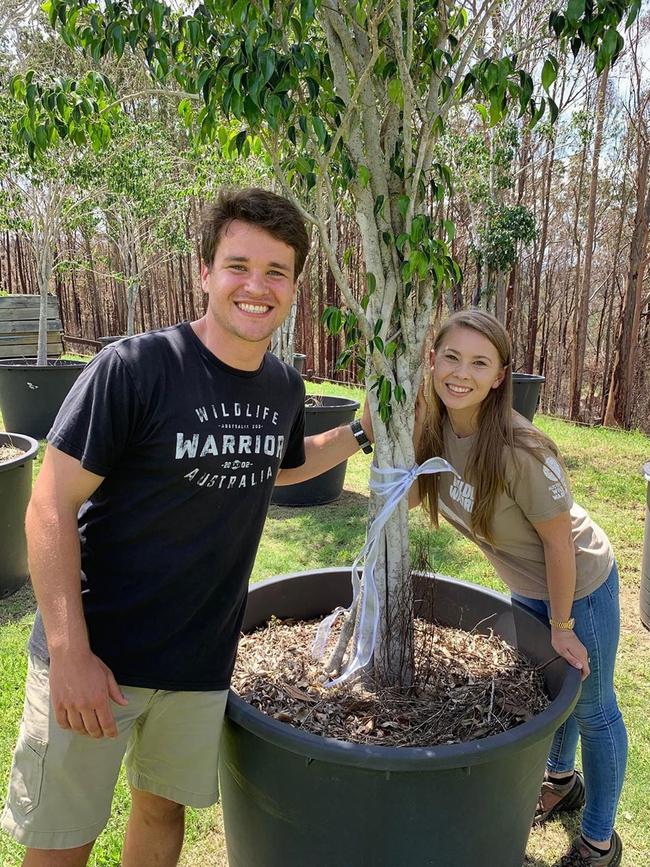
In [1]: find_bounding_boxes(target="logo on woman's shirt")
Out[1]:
[542,456,567,501]
[449,476,475,513]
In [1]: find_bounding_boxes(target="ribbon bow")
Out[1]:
[312,457,458,687]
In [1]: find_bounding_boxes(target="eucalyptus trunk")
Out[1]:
[570,66,609,419]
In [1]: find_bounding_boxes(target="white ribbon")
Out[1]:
[312,457,459,687]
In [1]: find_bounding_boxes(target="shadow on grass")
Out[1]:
[524,810,582,867]
[268,487,369,521]
[0,582,36,628]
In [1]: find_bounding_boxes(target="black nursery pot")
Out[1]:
[512,372,545,422]
[98,335,126,348]
[0,360,86,440]
[271,395,360,506]
[291,353,307,375]
[0,432,39,597]
[219,569,581,867]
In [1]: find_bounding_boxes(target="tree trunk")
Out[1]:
[604,144,650,427]
[35,240,54,366]
[526,138,555,373]
[570,67,609,419]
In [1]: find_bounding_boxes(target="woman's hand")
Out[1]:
[360,401,374,443]
[551,629,590,680]
[413,383,428,448]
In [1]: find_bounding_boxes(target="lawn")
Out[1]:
[1,380,649,866]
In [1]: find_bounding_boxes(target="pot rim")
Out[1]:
[511,372,545,383]
[304,395,360,413]
[0,432,39,472]
[227,568,581,771]
[0,360,86,371]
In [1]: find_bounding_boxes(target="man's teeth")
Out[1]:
[238,303,269,314]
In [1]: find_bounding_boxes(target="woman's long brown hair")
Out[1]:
[416,310,561,544]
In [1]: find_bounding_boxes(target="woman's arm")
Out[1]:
[532,511,590,679]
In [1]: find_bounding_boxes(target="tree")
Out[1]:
[0,0,41,44]
[0,92,101,363]
[16,0,637,685]
[80,116,195,335]
[569,64,609,420]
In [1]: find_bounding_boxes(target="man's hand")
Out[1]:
[49,650,129,739]
[551,629,590,681]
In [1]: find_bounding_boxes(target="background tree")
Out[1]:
[0,90,106,363]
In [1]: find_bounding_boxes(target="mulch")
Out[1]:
[0,445,24,463]
[232,616,551,748]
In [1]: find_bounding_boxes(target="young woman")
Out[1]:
[413,309,627,867]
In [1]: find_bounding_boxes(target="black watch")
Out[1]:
[350,419,373,454]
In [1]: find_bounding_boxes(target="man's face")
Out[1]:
[201,220,296,355]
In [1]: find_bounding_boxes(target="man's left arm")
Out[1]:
[275,417,371,486]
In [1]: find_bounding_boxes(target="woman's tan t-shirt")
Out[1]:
[438,421,613,600]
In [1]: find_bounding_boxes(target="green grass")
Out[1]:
[1,386,649,866]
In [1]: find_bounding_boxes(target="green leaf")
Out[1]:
[321,306,343,335]
[475,103,489,123]
[35,124,49,151]
[312,115,326,145]
[358,165,370,188]
[387,78,403,105]
[378,376,391,404]
[187,18,201,47]
[366,272,376,294]
[397,195,410,218]
[541,56,557,93]
[602,27,618,61]
[384,341,397,359]
[565,0,585,26]
[111,24,125,58]
[443,219,456,241]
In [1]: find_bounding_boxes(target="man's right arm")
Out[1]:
[26,444,128,739]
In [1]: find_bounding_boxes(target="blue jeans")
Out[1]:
[512,563,627,841]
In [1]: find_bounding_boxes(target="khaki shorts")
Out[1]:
[1,655,229,850]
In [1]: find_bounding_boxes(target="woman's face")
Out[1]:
[431,325,506,422]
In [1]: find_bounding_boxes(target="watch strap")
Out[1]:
[350,419,373,454]
[549,616,575,630]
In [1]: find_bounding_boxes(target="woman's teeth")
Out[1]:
[447,383,471,394]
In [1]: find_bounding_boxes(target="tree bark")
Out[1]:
[569,66,609,419]
[604,144,650,427]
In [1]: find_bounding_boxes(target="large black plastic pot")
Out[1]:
[98,335,125,348]
[0,432,39,597]
[0,360,86,440]
[220,568,581,867]
[512,372,545,422]
[271,395,360,506]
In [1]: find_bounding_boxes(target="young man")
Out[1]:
[1,188,373,867]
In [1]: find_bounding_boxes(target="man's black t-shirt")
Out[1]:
[29,323,305,690]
